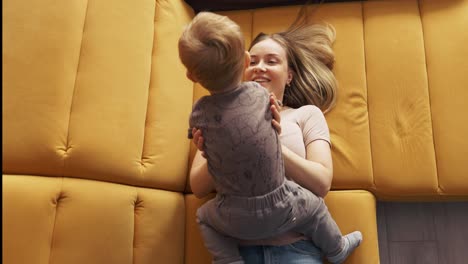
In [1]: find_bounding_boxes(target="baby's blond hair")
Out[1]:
[179,12,245,92]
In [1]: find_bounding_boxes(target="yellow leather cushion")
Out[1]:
[184,190,379,264]
[3,0,194,191]
[3,175,185,264]
[365,0,468,198]
[420,0,468,196]
[365,0,438,197]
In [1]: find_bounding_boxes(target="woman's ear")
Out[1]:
[244,51,251,69]
[287,70,293,85]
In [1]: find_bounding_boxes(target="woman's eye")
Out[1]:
[249,61,258,66]
[268,60,277,64]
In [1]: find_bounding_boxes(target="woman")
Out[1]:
[189,10,348,264]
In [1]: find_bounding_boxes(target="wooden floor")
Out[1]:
[377,201,468,264]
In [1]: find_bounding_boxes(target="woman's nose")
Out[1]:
[254,62,266,72]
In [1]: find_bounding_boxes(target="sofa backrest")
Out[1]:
[3,0,194,192]
[4,0,468,203]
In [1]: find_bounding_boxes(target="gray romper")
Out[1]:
[189,82,344,264]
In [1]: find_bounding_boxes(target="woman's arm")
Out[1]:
[282,140,333,198]
[190,150,215,198]
[189,129,215,198]
[269,93,333,198]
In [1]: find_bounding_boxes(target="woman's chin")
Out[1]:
[257,82,271,90]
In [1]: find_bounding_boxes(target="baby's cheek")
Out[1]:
[244,69,253,79]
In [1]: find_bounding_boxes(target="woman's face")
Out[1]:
[245,38,292,101]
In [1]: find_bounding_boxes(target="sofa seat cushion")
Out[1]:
[3,175,185,264]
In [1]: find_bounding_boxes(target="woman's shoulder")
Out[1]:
[285,105,324,119]
[296,105,330,145]
[297,104,322,113]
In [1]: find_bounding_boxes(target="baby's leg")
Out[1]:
[327,231,362,264]
[197,204,245,264]
[293,197,362,264]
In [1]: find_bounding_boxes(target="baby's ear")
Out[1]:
[186,71,197,82]
[244,51,251,68]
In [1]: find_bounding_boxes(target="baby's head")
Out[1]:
[178,12,247,93]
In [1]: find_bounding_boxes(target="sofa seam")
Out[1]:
[361,1,376,194]
[132,186,139,264]
[62,0,90,167]
[139,1,158,173]
[48,177,65,264]
[417,0,440,194]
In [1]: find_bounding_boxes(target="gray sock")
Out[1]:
[328,231,363,264]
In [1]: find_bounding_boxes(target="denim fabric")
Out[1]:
[239,240,323,264]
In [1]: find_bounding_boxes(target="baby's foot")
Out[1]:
[328,231,362,264]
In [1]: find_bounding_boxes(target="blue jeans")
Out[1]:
[239,240,323,264]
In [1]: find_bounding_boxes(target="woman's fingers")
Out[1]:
[271,103,281,123]
[270,93,282,108]
[271,118,282,135]
[269,93,282,134]
[197,134,204,150]
[192,128,199,144]
[198,136,206,159]
[192,128,203,149]
[192,128,207,158]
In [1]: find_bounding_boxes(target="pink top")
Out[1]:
[240,105,331,246]
[280,105,331,157]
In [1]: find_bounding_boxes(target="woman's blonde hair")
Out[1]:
[249,6,337,113]
[179,12,245,92]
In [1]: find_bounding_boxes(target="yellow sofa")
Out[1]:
[3,0,467,264]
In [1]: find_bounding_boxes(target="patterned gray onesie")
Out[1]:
[189,81,344,264]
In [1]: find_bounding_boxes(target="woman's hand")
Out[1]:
[269,93,282,134]
[192,128,206,158]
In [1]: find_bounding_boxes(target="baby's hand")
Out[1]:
[192,128,207,158]
[269,93,282,135]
